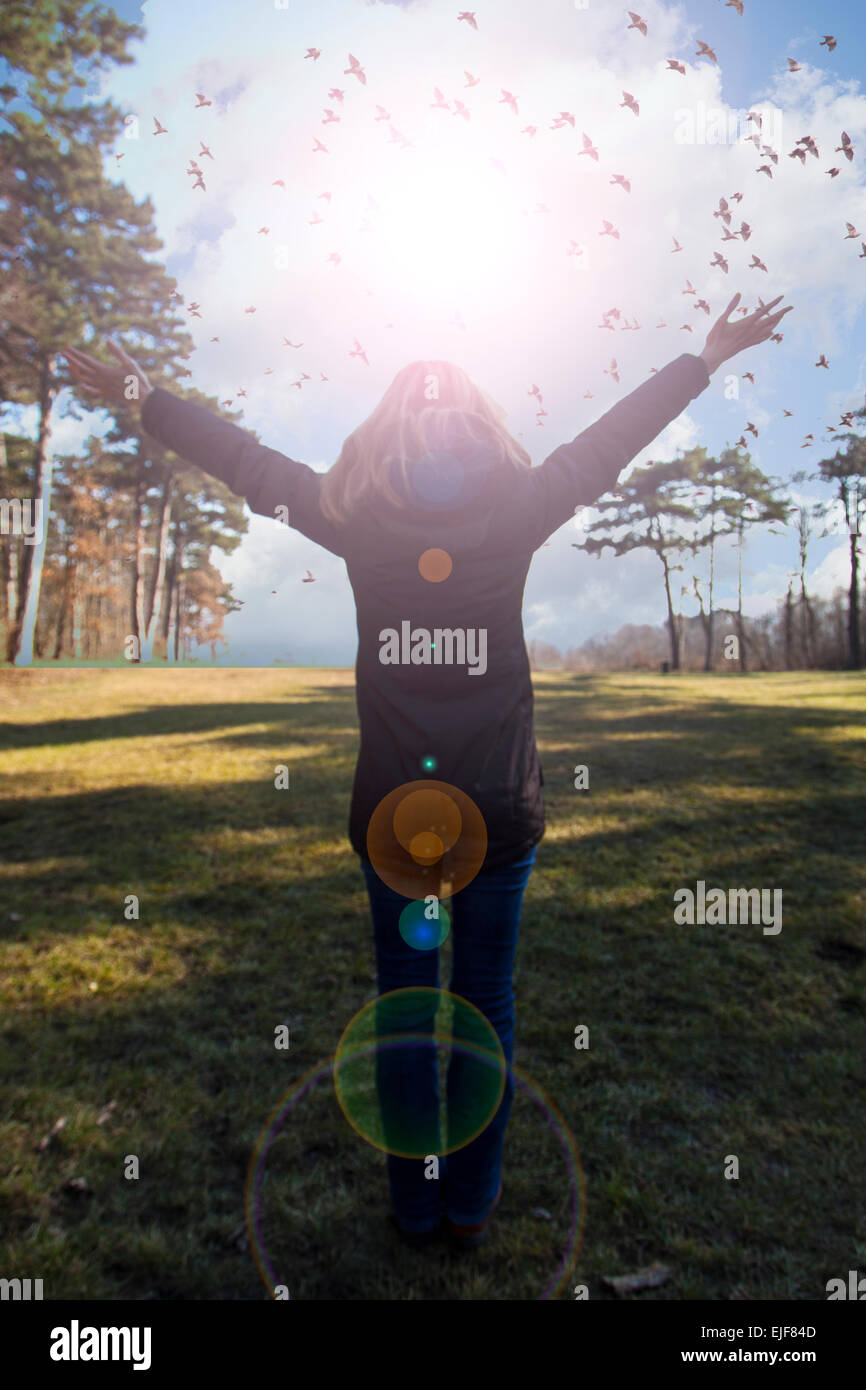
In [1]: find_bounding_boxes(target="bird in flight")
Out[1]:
[551,111,576,128]
[283,338,303,348]
[344,53,366,84]
[500,90,519,114]
[302,570,316,582]
[464,71,480,87]
[578,132,599,160]
[453,100,471,120]
[756,164,773,178]
[603,358,620,383]
[194,92,211,107]
[696,41,717,63]
[374,105,390,121]
[695,298,711,315]
[749,254,768,271]
[192,172,205,191]
[787,58,802,72]
[244,306,256,314]
[710,251,729,273]
[312,138,328,153]
[153,116,167,134]
[743,372,755,384]
[671,237,683,253]
[667,59,686,75]
[815,354,829,368]
[820,35,837,52]
[620,91,639,115]
[322,109,340,124]
[431,87,449,109]
[327,252,342,265]
[458,10,478,27]
[627,12,647,36]
[304,48,321,61]
[844,222,860,239]
[522,125,538,138]
[745,421,758,437]
[600,220,619,239]
[610,174,631,192]
[328,88,345,104]
[836,132,854,161]
[388,124,413,148]
[349,339,369,365]
[199,142,213,159]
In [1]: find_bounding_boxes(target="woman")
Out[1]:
[63,290,791,1249]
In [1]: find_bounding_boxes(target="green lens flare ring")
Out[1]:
[245,1045,586,1301]
[333,986,505,1157]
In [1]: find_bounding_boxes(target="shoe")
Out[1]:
[444,1182,503,1250]
[390,1213,442,1247]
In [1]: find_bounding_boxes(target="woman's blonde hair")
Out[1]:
[319,359,531,524]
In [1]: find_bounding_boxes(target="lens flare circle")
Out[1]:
[367,779,486,899]
[333,987,505,1157]
[245,1044,586,1300]
[398,898,451,950]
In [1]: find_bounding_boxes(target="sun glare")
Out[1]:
[370,158,528,301]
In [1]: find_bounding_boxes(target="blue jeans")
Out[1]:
[359,847,536,1231]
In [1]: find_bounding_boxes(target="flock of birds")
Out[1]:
[114,8,862,583]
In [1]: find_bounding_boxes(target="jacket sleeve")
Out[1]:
[524,353,711,548]
[140,388,345,557]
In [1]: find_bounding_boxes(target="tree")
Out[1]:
[812,434,866,670]
[574,453,701,669]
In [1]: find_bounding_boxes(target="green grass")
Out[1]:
[1,667,864,1300]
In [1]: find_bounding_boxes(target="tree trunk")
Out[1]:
[172,567,183,663]
[9,355,55,665]
[704,526,716,672]
[142,470,173,662]
[848,529,861,669]
[784,582,794,669]
[661,551,680,669]
[53,546,75,660]
[736,525,748,673]
[129,452,146,661]
[0,431,19,625]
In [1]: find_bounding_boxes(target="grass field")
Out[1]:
[1,667,864,1301]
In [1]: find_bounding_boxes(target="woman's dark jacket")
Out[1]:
[141,352,710,868]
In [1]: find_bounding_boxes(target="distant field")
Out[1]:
[1,667,864,1300]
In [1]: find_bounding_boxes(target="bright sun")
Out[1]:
[369,157,531,302]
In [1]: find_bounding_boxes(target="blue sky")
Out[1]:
[40,0,866,662]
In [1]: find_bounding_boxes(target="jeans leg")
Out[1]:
[359,857,442,1232]
[445,848,535,1225]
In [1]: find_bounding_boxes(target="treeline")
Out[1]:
[0,0,249,665]
[528,586,862,674]
[568,444,866,671]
